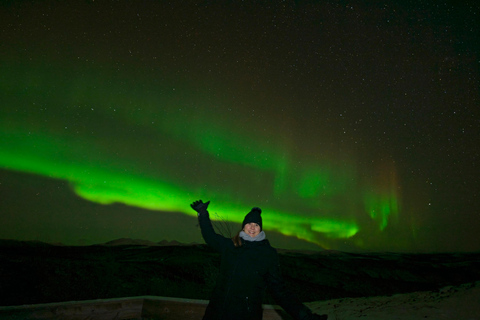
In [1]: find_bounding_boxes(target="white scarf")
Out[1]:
[240,230,266,242]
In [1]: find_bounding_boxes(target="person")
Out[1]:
[191,199,328,320]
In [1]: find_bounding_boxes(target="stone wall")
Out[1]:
[0,296,294,320]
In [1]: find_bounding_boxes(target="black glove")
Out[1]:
[190,200,210,215]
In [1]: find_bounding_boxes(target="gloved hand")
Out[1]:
[190,200,210,215]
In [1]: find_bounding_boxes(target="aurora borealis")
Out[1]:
[1,1,479,252]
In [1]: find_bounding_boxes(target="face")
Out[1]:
[243,222,261,238]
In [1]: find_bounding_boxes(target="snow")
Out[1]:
[308,281,480,320]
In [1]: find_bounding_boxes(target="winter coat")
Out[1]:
[198,211,316,320]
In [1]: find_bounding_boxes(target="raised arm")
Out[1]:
[190,200,232,253]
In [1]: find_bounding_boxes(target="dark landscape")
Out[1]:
[1,238,480,309]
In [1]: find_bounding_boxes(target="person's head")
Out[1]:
[242,207,262,238]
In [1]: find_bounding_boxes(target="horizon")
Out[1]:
[2,234,480,255]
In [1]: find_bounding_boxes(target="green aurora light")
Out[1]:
[0,61,400,249]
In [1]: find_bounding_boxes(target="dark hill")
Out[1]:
[1,239,480,307]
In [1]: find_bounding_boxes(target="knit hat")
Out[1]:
[242,207,262,230]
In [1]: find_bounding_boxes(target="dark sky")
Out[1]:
[1,0,479,252]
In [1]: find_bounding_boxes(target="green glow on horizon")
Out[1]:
[0,61,401,249]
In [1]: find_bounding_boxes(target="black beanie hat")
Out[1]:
[242,207,262,230]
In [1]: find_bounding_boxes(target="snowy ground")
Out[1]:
[307,281,480,320]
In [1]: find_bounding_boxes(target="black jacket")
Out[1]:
[198,211,315,320]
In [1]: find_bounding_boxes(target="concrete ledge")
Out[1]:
[0,296,294,320]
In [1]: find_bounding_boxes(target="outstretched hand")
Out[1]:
[190,200,210,215]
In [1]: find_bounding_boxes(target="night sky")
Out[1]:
[1,0,479,252]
